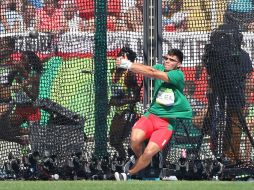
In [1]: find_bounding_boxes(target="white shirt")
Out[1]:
[0,10,24,33]
[68,13,82,32]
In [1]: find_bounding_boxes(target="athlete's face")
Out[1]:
[163,54,181,71]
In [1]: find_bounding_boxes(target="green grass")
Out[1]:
[0,180,253,190]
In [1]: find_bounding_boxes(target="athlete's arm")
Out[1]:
[116,58,169,82]
[130,63,169,82]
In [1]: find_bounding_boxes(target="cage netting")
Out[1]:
[0,0,253,180]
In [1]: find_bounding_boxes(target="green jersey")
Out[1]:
[148,64,192,119]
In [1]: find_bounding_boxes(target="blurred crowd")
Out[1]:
[1,0,254,34]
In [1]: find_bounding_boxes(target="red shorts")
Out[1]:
[132,113,173,149]
[15,106,41,121]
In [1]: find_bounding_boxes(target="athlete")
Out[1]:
[114,48,192,180]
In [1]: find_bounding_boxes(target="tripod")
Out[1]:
[205,89,254,164]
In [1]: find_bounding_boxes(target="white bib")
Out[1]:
[156,88,175,106]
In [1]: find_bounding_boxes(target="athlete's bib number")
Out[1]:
[156,88,175,106]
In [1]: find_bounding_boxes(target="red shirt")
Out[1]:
[36,8,66,32]
[76,0,121,20]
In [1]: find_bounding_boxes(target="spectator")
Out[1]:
[62,0,84,32]
[82,15,95,32]
[224,0,254,31]
[125,0,143,32]
[35,0,67,33]
[13,0,24,13]
[182,0,211,31]
[27,0,44,9]
[75,0,95,21]
[83,17,127,32]
[163,0,188,32]
[121,0,135,13]
[22,0,37,31]
[76,0,123,32]
[107,0,124,31]
[0,1,11,32]
[76,0,121,20]
[0,1,24,33]
[214,0,229,26]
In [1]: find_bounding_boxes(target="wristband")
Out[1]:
[119,59,133,70]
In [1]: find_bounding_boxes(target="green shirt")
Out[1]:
[147,64,192,119]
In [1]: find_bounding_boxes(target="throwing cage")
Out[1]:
[0,0,254,180]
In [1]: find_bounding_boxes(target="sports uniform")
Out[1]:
[133,64,192,149]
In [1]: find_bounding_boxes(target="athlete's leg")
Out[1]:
[129,114,173,175]
[129,141,160,175]
[130,115,153,158]
[130,128,146,158]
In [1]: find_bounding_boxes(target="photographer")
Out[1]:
[10,51,42,132]
[0,36,25,144]
[108,47,141,160]
[202,24,253,163]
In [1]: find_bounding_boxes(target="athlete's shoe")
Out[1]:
[114,172,128,181]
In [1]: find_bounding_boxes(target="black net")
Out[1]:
[0,0,253,180]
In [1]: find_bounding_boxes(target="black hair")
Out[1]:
[44,0,59,7]
[21,51,43,74]
[167,48,183,63]
[117,47,137,62]
[171,0,183,12]
[9,2,16,11]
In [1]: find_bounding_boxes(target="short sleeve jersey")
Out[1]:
[148,64,192,119]
[76,0,121,20]
[36,8,65,31]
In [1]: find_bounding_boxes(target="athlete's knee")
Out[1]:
[142,148,157,161]
[131,128,145,143]
[130,132,141,142]
[130,136,144,151]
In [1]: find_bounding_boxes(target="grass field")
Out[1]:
[0,180,253,190]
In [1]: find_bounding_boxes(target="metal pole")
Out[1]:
[143,0,162,109]
[94,0,108,158]
[156,0,163,66]
[143,0,150,109]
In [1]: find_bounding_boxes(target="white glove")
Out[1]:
[118,58,133,70]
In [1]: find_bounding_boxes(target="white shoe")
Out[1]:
[114,172,127,181]
[121,173,127,181]
[162,176,178,181]
[168,176,178,181]
[114,172,120,181]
